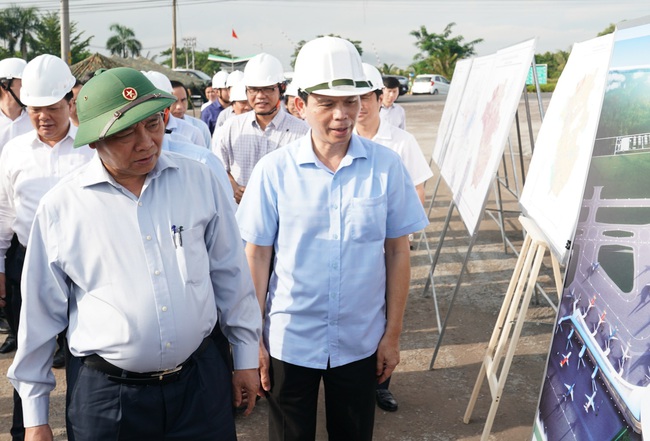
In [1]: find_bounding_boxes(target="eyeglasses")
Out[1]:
[246,86,278,96]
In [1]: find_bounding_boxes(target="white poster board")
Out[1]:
[442,39,537,236]
[520,34,614,264]
[439,54,496,200]
[431,58,473,168]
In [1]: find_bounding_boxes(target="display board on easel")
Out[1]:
[533,16,650,440]
[431,57,473,168]
[440,39,537,236]
[520,34,614,264]
[462,32,615,441]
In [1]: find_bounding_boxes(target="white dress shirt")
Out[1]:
[0,109,32,156]
[166,114,207,148]
[0,125,95,270]
[356,119,433,186]
[8,151,261,427]
[182,114,212,148]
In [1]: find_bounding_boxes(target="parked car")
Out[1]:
[173,68,212,84]
[382,75,409,95]
[411,74,450,95]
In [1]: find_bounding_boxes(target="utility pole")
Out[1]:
[60,0,71,64]
[183,37,196,70]
[171,0,177,69]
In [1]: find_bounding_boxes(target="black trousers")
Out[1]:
[267,354,377,441]
[67,339,236,441]
[5,235,24,441]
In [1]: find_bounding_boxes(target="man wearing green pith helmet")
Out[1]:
[8,67,261,441]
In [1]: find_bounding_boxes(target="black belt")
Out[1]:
[82,337,212,386]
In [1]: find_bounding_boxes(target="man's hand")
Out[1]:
[232,368,260,416]
[376,333,400,384]
[0,272,6,308]
[258,342,271,396]
[25,425,53,441]
[234,186,245,204]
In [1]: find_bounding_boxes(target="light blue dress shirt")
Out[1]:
[8,151,261,427]
[162,137,236,211]
[236,132,428,369]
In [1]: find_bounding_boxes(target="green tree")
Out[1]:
[159,47,232,75]
[410,23,482,77]
[290,35,363,68]
[106,24,142,58]
[0,5,40,59]
[33,12,93,63]
[379,63,400,75]
[597,23,616,37]
[533,49,569,80]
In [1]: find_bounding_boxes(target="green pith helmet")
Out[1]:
[74,67,176,147]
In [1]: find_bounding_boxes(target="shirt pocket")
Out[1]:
[174,226,209,285]
[348,195,387,243]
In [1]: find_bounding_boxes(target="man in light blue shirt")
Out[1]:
[8,67,261,441]
[237,37,428,441]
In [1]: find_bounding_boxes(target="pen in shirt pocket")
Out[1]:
[171,225,183,248]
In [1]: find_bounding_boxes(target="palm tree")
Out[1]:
[106,24,142,58]
[0,5,40,59]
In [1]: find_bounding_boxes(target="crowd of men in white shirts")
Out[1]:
[0,37,432,441]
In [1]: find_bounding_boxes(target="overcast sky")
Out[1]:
[13,0,650,73]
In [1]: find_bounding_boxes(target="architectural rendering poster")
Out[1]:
[533,20,650,440]
[444,38,536,236]
[519,34,614,264]
[431,58,473,168]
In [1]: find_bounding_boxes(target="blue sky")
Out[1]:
[12,0,650,72]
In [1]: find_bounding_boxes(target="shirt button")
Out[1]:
[146,235,152,241]
[332,263,338,269]
[165,342,171,348]
[161,306,167,312]
[332,204,338,210]
[332,234,338,240]
[138,201,143,206]
[154,270,161,276]
[330,293,336,299]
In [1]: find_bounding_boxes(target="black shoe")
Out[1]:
[0,334,17,354]
[0,317,10,334]
[52,347,65,369]
[376,389,398,412]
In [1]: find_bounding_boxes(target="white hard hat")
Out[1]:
[243,53,284,87]
[293,36,371,97]
[0,58,26,80]
[229,82,247,102]
[226,70,244,88]
[212,71,229,89]
[142,71,173,94]
[362,63,384,92]
[285,82,299,97]
[20,54,76,107]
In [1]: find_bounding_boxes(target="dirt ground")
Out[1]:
[0,94,560,440]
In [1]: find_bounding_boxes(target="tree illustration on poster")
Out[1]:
[533,17,650,441]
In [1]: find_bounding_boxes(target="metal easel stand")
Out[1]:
[463,216,563,440]
[425,180,498,370]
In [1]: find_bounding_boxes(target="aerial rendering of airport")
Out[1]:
[534,30,650,441]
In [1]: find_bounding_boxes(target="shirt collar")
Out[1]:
[28,123,78,148]
[373,118,392,142]
[166,114,179,132]
[78,148,178,189]
[250,107,286,130]
[296,131,368,167]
